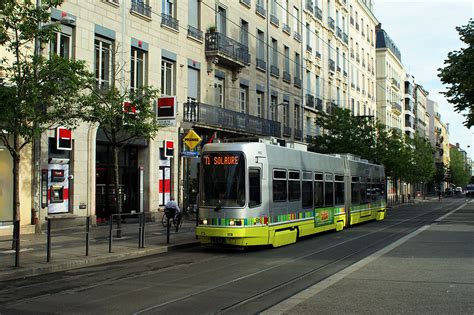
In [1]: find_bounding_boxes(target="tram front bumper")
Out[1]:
[196,225,270,246]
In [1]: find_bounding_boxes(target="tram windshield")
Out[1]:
[201,152,246,207]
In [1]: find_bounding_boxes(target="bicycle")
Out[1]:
[161,208,183,232]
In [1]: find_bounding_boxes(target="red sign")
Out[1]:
[123,101,137,114]
[157,96,176,119]
[56,127,72,150]
[164,140,174,158]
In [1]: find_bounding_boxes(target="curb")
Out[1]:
[0,240,201,282]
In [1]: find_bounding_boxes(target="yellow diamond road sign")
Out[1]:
[183,130,202,150]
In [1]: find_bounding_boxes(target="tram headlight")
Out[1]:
[229,219,235,226]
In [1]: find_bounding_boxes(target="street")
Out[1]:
[0,198,472,314]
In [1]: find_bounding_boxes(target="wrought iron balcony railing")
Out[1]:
[294,32,301,42]
[240,0,251,7]
[161,13,179,31]
[187,25,203,41]
[343,33,349,44]
[270,65,279,77]
[328,17,335,30]
[315,7,323,21]
[315,51,321,59]
[306,45,313,53]
[283,126,292,137]
[183,102,281,137]
[270,14,279,26]
[283,71,291,83]
[391,102,402,113]
[256,58,266,71]
[315,97,323,111]
[294,77,302,88]
[294,129,303,140]
[282,23,291,34]
[306,94,314,107]
[328,59,335,72]
[205,32,250,68]
[336,27,342,38]
[306,1,314,13]
[256,4,266,17]
[131,0,151,18]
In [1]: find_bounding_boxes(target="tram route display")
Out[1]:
[196,142,386,247]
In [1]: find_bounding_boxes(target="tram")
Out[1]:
[196,141,386,247]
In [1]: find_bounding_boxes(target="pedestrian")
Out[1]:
[438,190,442,201]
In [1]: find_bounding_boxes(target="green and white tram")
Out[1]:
[196,142,386,247]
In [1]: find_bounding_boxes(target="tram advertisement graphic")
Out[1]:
[314,208,334,227]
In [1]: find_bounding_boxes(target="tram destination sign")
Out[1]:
[203,153,241,166]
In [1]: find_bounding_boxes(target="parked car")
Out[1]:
[466,185,474,197]
[455,187,463,195]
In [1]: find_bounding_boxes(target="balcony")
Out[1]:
[270,65,279,77]
[329,59,335,72]
[350,17,354,25]
[337,66,341,72]
[283,126,292,137]
[336,27,342,38]
[315,97,323,111]
[270,14,279,26]
[351,83,355,88]
[326,101,337,114]
[256,58,266,71]
[391,78,401,90]
[306,94,315,108]
[315,7,323,21]
[205,32,250,69]
[161,13,179,31]
[294,32,302,42]
[391,101,402,114]
[240,0,251,7]
[282,23,291,35]
[256,4,266,17]
[306,1,314,13]
[183,102,281,137]
[306,45,313,53]
[355,22,359,31]
[294,129,303,140]
[328,17,335,31]
[294,77,302,88]
[283,71,291,83]
[343,70,347,77]
[131,0,151,18]
[187,25,203,41]
[315,51,321,59]
[343,33,348,44]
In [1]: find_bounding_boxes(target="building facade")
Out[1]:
[375,24,404,131]
[403,74,416,138]
[414,84,429,138]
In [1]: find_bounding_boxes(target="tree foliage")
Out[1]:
[0,0,91,223]
[448,147,470,186]
[438,19,474,128]
[309,108,436,185]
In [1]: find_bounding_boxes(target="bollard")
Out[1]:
[14,220,20,267]
[86,216,90,256]
[108,216,113,253]
[138,214,143,248]
[141,214,145,248]
[47,218,51,262]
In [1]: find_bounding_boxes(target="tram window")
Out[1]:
[314,173,323,181]
[325,180,334,206]
[351,182,361,204]
[288,171,301,201]
[314,181,324,208]
[302,172,313,208]
[335,175,344,205]
[325,174,333,181]
[360,182,369,204]
[273,169,287,202]
[249,168,261,207]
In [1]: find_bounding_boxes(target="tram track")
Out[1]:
[135,202,460,314]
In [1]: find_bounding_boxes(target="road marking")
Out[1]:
[0,248,34,255]
[262,203,467,315]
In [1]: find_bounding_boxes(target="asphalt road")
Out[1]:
[0,198,469,314]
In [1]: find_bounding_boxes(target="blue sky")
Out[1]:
[374,0,474,159]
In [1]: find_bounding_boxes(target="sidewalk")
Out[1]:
[0,213,200,282]
[264,200,474,314]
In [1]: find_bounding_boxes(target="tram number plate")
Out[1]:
[211,237,225,244]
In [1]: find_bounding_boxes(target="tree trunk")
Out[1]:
[113,146,122,238]
[12,135,21,250]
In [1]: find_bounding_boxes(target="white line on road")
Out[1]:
[261,202,468,315]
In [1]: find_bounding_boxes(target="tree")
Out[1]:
[448,147,470,187]
[408,134,436,189]
[438,19,474,128]
[81,49,160,237]
[0,1,90,239]
[309,107,377,161]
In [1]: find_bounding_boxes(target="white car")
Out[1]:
[455,187,463,194]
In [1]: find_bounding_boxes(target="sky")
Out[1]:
[374,0,474,159]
